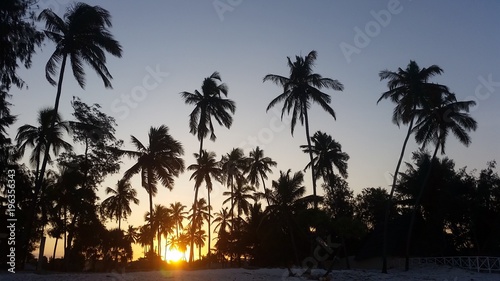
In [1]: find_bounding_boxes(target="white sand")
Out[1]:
[1,265,499,281]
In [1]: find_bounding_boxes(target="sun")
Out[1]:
[165,249,184,263]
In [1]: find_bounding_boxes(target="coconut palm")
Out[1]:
[120,125,185,254]
[187,150,223,259]
[35,2,122,217]
[267,169,307,265]
[404,94,477,270]
[146,204,172,257]
[16,108,72,181]
[300,131,349,185]
[180,71,236,155]
[188,198,211,261]
[169,202,187,238]
[377,60,451,273]
[213,207,232,239]
[223,177,255,227]
[100,179,139,231]
[124,225,139,245]
[264,50,344,207]
[220,148,246,229]
[137,224,154,256]
[180,71,236,262]
[245,146,276,206]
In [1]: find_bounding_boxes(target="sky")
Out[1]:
[7,0,500,260]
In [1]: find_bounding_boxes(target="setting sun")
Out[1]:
[165,249,185,263]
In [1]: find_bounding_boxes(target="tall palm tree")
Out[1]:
[264,50,344,207]
[300,131,349,185]
[101,179,139,231]
[180,71,236,262]
[404,94,477,270]
[120,125,185,254]
[34,2,122,223]
[169,202,187,239]
[245,146,277,206]
[16,108,72,181]
[377,60,451,273]
[187,150,223,259]
[188,198,211,261]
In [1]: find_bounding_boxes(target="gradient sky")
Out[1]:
[8,0,500,259]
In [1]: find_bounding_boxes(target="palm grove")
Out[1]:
[1,0,499,274]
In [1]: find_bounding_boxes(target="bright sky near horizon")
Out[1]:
[7,0,500,260]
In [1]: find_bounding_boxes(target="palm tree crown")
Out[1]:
[100,179,139,230]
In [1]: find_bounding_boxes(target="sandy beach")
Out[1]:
[1,265,499,281]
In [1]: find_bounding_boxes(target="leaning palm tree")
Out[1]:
[119,125,185,254]
[180,71,236,262]
[16,108,72,182]
[377,60,451,273]
[34,2,122,220]
[404,94,477,270]
[245,146,277,206]
[100,179,139,231]
[300,131,349,185]
[187,150,223,259]
[264,50,344,207]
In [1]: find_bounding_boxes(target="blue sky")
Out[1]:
[8,0,500,258]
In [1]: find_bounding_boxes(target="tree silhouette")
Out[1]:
[245,146,276,206]
[120,125,184,254]
[377,60,451,273]
[264,50,343,207]
[101,179,139,231]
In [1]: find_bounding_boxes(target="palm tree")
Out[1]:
[220,148,246,230]
[245,146,277,206]
[16,108,72,182]
[124,225,139,245]
[223,177,255,228]
[180,71,236,262]
[300,131,349,185]
[267,169,307,265]
[377,60,451,273]
[187,150,223,259]
[213,207,232,239]
[169,202,187,239]
[193,229,207,261]
[137,224,154,256]
[404,94,477,270]
[120,125,185,254]
[264,50,344,207]
[34,3,122,224]
[180,71,236,155]
[188,198,210,261]
[101,179,139,231]
[146,204,172,257]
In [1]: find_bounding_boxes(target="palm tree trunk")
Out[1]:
[25,53,68,269]
[189,186,199,263]
[52,237,59,260]
[260,174,271,206]
[303,108,317,208]
[404,143,439,271]
[157,229,161,257]
[382,117,414,273]
[118,212,121,231]
[147,168,155,256]
[207,188,212,264]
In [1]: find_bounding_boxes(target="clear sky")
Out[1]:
[8,0,500,259]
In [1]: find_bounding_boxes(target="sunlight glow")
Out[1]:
[165,249,184,262]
